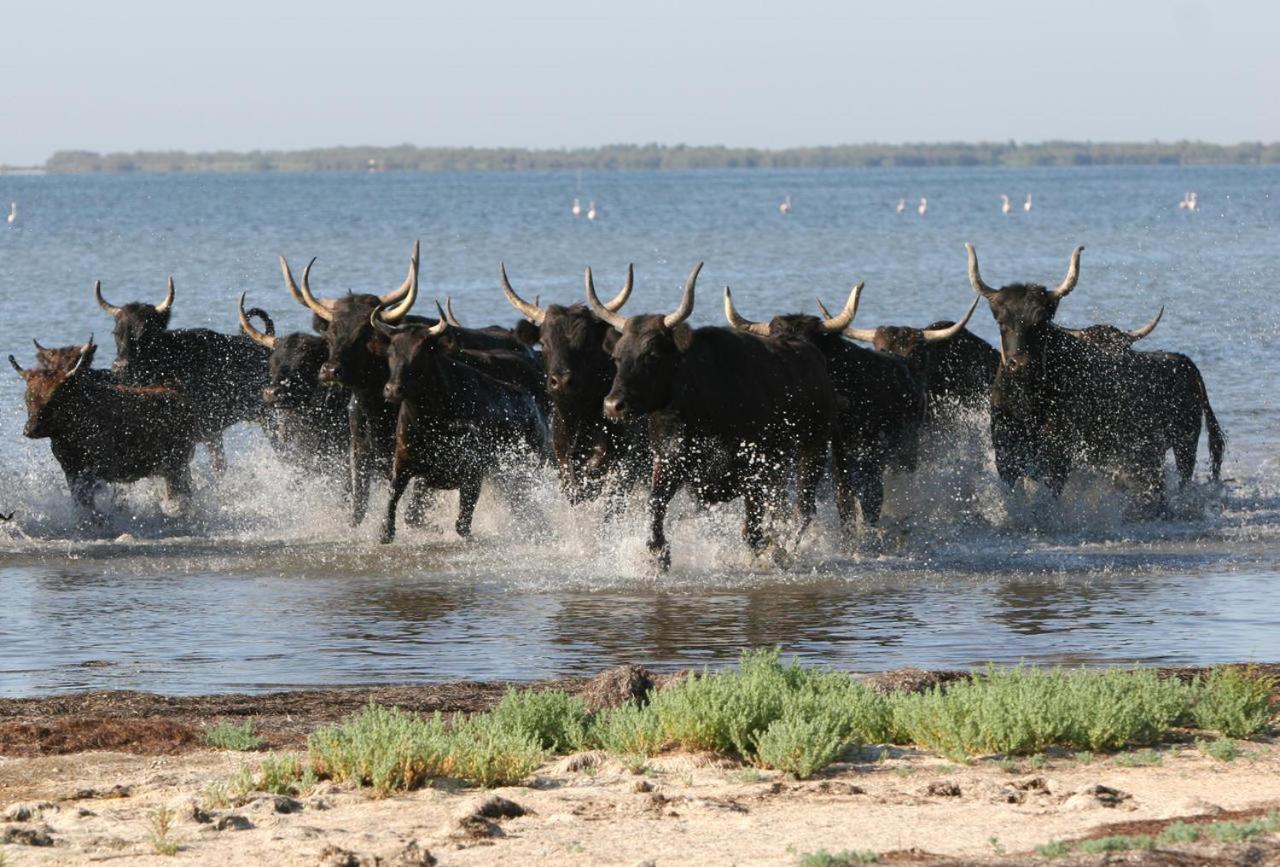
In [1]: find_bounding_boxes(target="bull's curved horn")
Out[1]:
[281,256,334,322]
[32,338,47,353]
[500,262,546,324]
[427,301,450,336]
[379,240,419,305]
[922,297,981,343]
[606,263,635,312]
[378,251,419,323]
[444,297,463,327]
[584,267,628,330]
[237,292,276,350]
[155,277,175,314]
[94,280,122,317]
[663,262,702,328]
[821,282,864,333]
[1049,245,1085,299]
[1126,305,1163,341]
[369,306,412,337]
[722,287,773,336]
[68,338,93,376]
[966,243,999,300]
[9,355,26,376]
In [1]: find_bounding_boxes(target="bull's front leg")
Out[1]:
[794,439,826,541]
[646,457,680,570]
[741,486,769,552]
[206,435,228,476]
[349,412,371,527]
[456,476,482,537]
[66,471,103,527]
[380,465,411,544]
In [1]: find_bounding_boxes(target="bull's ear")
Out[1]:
[514,320,541,346]
[672,324,694,352]
[311,314,330,333]
[601,328,621,354]
[437,334,459,354]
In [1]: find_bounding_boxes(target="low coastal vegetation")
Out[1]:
[222,653,1274,795]
[34,140,1280,174]
[200,719,263,751]
[1036,811,1280,859]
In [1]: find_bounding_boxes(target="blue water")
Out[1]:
[0,166,1276,695]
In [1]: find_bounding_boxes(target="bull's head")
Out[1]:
[808,292,980,371]
[722,281,868,347]
[502,263,632,407]
[967,243,1084,372]
[94,278,174,381]
[371,302,451,406]
[281,241,420,390]
[1062,308,1163,354]
[588,263,701,421]
[10,337,95,438]
[238,293,332,407]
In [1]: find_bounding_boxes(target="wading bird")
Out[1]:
[896,198,906,214]
[7,202,15,225]
[1024,193,1033,212]
[1001,194,1012,215]
[918,197,928,216]
[571,197,581,217]
[586,201,598,221]
[780,195,792,215]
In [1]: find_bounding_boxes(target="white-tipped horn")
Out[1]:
[427,301,450,336]
[966,243,998,299]
[604,263,634,312]
[662,262,701,328]
[378,251,419,322]
[1049,245,1085,299]
[500,262,547,324]
[380,240,420,305]
[922,297,981,343]
[722,287,772,336]
[94,280,122,317]
[237,292,276,350]
[1126,305,1163,341]
[820,281,863,332]
[584,267,628,330]
[155,276,175,314]
[369,306,410,337]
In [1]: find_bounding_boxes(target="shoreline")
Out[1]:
[0,663,1277,864]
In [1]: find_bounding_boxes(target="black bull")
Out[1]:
[11,341,200,519]
[968,243,1224,514]
[501,263,649,507]
[95,277,270,472]
[723,283,924,528]
[589,264,837,567]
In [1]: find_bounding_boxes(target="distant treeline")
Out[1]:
[39,141,1280,173]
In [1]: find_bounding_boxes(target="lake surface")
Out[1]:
[0,166,1277,696]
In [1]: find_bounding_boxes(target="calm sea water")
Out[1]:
[0,166,1277,696]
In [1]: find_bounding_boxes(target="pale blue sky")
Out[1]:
[2,0,1275,164]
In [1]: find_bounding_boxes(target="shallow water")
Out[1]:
[0,166,1277,696]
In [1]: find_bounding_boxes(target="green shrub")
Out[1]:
[752,714,847,779]
[890,666,1190,759]
[446,714,545,787]
[1158,822,1201,844]
[1192,666,1275,738]
[589,701,667,756]
[1078,834,1154,854]
[201,719,263,751]
[1202,811,1280,843]
[1114,748,1162,767]
[1035,839,1071,859]
[487,688,588,752]
[308,703,451,794]
[1197,736,1241,762]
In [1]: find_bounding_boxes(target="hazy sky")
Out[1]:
[2,0,1275,164]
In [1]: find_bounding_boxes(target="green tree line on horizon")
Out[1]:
[29,140,1280,173]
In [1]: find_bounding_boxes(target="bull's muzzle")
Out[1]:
[318,362,340,384]
[602,395,628,421]
[383,383,403,403]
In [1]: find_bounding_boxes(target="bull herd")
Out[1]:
[9,241,1223,566]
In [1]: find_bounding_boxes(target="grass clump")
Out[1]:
[1197,736,1242,762]
[1078,834,1155,853]
[646,649,890,776]
[308,703,452,794]
[201,719,263,751]
[1191,666,1276,738]
[487,688,588,752]
[1035,839,1071,859]
[444,714,545,788]
[1202,811,1280,843]
[587,701,666,756]
[798,849,880,866]
[148,806,180,856]
[1114,747,1162,768]
[1158,822,1201,844]
[891,666,1190,759]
